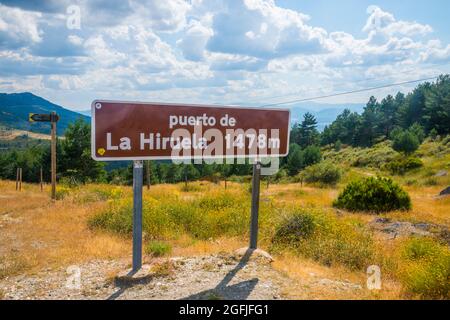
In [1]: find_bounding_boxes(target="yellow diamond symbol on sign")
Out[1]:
[97,148,106,156]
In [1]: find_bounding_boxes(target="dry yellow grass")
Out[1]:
[1,177,448,299]
[0,180,129,275]
[272,253,402,300]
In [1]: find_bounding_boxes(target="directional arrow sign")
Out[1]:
[29,113,60,122]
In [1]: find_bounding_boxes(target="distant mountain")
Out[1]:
[78,110,91,117]
[0,93,365,136]
[0,92,89,135]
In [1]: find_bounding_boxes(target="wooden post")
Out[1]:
[19,168,22,191]
[224,176,227,190]
[146,160,151,190]
[51,112,57,200]
[267,176,270,189]
[16,168,19,191]
[40,167,43,192]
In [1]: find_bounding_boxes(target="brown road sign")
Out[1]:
[91,100,290,161]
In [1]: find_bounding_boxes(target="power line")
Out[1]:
[245,60,450,105]
[259,76,439,108]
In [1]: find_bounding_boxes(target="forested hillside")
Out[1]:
[0,92,88,135]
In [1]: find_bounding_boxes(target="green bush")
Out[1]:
[272,212,317,244]
[301,162,341,185]
[272,210,374,270]
[333,177,411,213]
[55,186,71,200]
[302,145,322,167]
[385,157,423,175]
[400,238,450,299]
[145,241,172,257]
[392,131,420,155]
[89,191,255,240]
[180,183,202,192]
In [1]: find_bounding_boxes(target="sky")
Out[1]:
[0,0,450,111]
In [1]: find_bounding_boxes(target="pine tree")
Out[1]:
[299,112,319,147]
[424,75,450,135]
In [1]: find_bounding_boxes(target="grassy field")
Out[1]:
[0,172,448,299]
[1,138,449,300]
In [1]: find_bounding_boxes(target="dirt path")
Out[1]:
[0,251,365,300]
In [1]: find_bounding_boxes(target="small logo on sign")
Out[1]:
[97,148,106,156]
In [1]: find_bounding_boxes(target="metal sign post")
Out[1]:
[91,100,291,271]
[132,160,143,272]
[249,161,261,249]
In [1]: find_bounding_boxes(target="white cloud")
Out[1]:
[364,5,432,40]
[129,0,191,32]
[0,4,42,49]
[206,0,328,59]
[177,19,213,61]
[0,1,449,109]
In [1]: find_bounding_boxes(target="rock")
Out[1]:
[439,186,450,196]
[115,264,153,285]
[435,170,448,177]
[369,219,431,239]
[233,247,274,263]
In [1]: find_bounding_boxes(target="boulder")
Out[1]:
[439,186,450,196]
[435,170,448,177]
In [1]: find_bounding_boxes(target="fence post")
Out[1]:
[40,167,43,192]
[16,168,19,191]
[146,160,151,190]
[19,168,22,191]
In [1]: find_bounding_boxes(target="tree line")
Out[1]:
[320,74,450,148]
[0,74,448,185]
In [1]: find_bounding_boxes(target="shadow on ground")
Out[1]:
[107,269,154,300]
[107,249,259,300]
[182,248,259,300]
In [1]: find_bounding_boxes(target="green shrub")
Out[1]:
[385,157,423,175]
[333,177,411,213]
[180,183,202,192]
[392,131,420,155]
[272,210,374,270]
[274,168,288,182]
[88,199,133,235]
[89,191,255,240]
[302,145,322,167]
[400,238,450,299]
[145,241,172,257]
[55,186,71,200]
[272,211,317,244]
[423,177,438,186]
[301,162,341,185]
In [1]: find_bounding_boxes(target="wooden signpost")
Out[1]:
[29,112,59,200]
[16,168,22,191]
[91,100,290,271]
